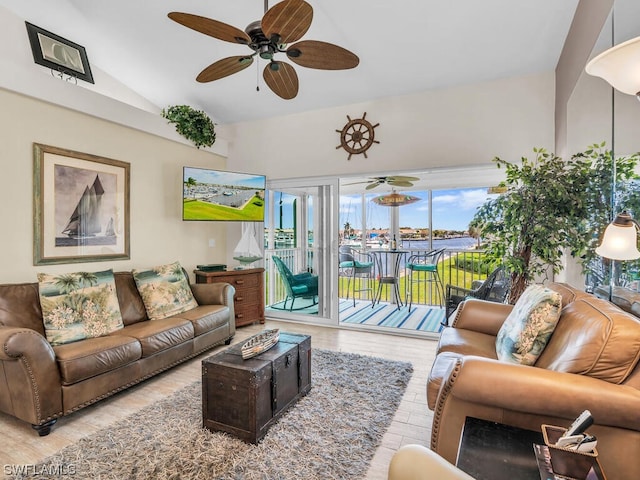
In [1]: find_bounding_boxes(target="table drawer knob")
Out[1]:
[236,313,244,319]
[236,296,244,302]
[235,280,245,285]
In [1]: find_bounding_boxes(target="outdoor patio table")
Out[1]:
[368,248,408,309]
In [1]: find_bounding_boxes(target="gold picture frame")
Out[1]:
[33,144,130,265]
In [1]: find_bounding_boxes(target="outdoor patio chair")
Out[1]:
[272,255,318,311]
[444,265,510,320]
[406,248,446,312]
[338,246,375,307]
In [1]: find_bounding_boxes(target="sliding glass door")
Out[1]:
[264,177,338,324]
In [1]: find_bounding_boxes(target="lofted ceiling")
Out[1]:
[0,0,579,125]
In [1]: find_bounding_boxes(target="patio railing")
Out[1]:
[264,247,490,308]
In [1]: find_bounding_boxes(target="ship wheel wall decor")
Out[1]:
[336,112,379,160]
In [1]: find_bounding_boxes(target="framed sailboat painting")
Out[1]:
[33,144,130,265]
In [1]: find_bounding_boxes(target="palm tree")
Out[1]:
[171,263,185,279]
[468,224,482,248]
[54,274,80,294]
[77,272,98,290]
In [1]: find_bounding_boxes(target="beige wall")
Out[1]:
[0,88,229,283]
[223,72,555,178]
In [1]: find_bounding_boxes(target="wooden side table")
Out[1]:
[194,268,265,327]
[456,417,607,480]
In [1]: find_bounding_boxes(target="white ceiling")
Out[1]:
[0,0,579,125]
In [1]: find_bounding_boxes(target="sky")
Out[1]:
[267,187,498,231]
[183,167,266,189]
[341,187,498,231]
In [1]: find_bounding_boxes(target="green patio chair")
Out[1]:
[406,248,446,312]
[272,255,318,311]
[339,246,375,307]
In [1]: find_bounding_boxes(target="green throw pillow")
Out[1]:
[37,269,124,346]
[132,261,198,321]
[495,284,562,365]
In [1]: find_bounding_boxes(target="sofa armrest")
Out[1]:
[0,327,63,425]
[190,283,236,337]
[440,356,640,431]
[190,282,235,307]
[450,299,513,336]
[431,355,640,467]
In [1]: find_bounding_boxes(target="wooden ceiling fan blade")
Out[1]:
[263,62,299,100]
[286,40,359,70]
[197,56,254,83]
[168,12,250,44]
[262,0,313,44]
[366,182,381,190]
[389,181,414,187]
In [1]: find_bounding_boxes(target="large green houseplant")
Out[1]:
[161,105,216,149]
[470,144,640,304]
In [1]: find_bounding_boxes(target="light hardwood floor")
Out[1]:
[0,320,438,479]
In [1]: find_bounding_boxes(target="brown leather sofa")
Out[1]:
[428,282,640,480]
[0,271,236,435]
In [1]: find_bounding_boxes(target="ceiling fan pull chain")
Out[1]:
[256,59,260,92]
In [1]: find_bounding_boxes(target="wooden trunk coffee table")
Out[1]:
[202,332,311,443]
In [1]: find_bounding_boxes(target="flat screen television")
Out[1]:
[183,166,266,221]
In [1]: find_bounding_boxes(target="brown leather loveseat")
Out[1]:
[0,271,236,435]
[428,282,640,479]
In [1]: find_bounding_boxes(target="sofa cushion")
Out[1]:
[535,297,640,383]
[37,269,124,346]
[438,327,499,359]
[173,304,230,336]
[132,261,198,321]
[111,317,194,357]
[53,334,141,385]
[547,282,587,308]
[0,282,46,335]
[113,272,148,326]
[495,284,562,366]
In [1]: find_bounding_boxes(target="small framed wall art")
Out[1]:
[25,21,94,83]
[33,144,130,265]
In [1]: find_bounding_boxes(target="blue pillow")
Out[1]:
[496,284,562,365]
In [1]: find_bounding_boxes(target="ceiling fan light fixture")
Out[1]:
[259,45,274,59]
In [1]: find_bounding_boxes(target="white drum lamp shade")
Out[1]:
[586,36,640,97]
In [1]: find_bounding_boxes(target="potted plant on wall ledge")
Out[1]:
[161,105,216,149]
[470,144,640,304]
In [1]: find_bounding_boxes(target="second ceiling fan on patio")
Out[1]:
[168,0,359,99]
[345,175,420,190]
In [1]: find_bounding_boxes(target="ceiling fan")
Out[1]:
[344,175,421,190]
[168,0,359,100]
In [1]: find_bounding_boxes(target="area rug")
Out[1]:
[12,349,413,480]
